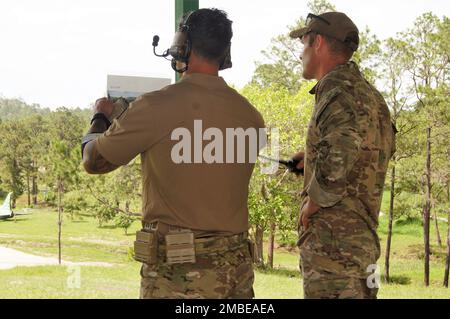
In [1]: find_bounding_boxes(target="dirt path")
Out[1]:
[0,246,113,270]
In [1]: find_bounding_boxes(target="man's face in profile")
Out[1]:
[300,33,317,80]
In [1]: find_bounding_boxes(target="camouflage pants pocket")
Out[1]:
[139,245,254,299]
[232,246,255,299]
[297,226,315,273]
[139,263,157,299]
[299,211,380,299]
[299,217,337,258]
[214,245,255,299]
[299,217,342,288]
[330,214,380,278]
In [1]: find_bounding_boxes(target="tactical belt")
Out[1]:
[158,231,249,255]
[134,221,249,265]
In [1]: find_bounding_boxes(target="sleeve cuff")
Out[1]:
[306,173,343,208]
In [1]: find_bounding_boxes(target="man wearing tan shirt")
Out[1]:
[82,8,265,299]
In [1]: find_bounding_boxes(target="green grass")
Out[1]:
[0,209,140,263]
[1,194,449,298]
[1,265,141,298]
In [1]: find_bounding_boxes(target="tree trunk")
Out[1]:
[11,159,18,208]
[385,164,396,283]
[423,127,431,287]
[268,221,276,269]
[32,160,38,205]
[256,182,270,267]
[26,172,31,207]
[125,201,130,235]
[254,225,264,266]
[433,202,443,247]
[444,208,450,288]
[58,180,63,265]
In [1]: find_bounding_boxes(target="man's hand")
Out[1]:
[300,197,321,230]
[292,151,305,173]
[94,97,114,119]
[82,97,119,175]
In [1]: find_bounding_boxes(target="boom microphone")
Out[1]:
[152,35,160,47]
[152,34,169,58]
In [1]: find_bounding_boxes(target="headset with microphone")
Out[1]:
[153,11,232,73]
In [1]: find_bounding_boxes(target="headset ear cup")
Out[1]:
[219,44,232,70]
[181,11,193,62]
[171,58,188,73]
[184,38,191,62]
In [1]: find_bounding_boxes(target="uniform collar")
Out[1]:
[308,61,360,95]
[309,83,318,95]
[179,72,228,89]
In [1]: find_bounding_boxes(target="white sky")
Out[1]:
[0,0,448,109]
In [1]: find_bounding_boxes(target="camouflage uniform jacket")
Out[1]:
[301,61,396,233]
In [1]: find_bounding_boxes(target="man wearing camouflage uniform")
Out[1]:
[290,12,396,298]
[82,9,264,298]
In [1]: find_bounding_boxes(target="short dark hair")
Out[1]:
[307,32,354,60]
[179,8,233,65]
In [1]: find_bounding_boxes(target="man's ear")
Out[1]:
[314,34,325,55]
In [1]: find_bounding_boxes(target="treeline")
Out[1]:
[0,100,87,205]
[0,98,51,121]
[0,98,139,234]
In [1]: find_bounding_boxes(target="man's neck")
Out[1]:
[184,62,219,77]
[184,53,219,77]
[316,58,348,81]
[184,68,218,77]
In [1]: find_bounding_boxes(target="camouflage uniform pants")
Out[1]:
[140,236,254,299]
[298,209,380,299]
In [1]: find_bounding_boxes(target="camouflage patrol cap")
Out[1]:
[290,12,359,52]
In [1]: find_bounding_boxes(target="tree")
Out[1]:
[379,37,417,282]
[42,108,84,264]
[64,190,89,220]
[400,13,449,286]
[46,140,81,264]
[242,83,313,268]
[81,159,142,229]
[0,120,29,207]
[251,0,336,92]
[114,212,136,235]
[351,27,382,84]
[20,115,48,206]
[248,168,297,267]
[251,0,381,91]
[46,107,86,147]
[445,207,450,288]
[0,98,49,121]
